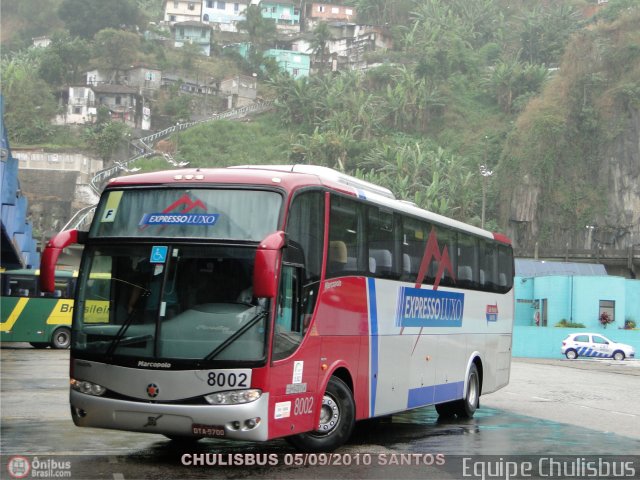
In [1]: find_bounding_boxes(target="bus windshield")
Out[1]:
[90,188,282,241]
[74,244,267,364]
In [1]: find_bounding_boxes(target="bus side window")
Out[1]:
[272,265,303,361]
[479,240,498,291]
[7,276,37,298]
[328,195,362,277]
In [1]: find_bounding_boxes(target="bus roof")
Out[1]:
[106,165,506,243]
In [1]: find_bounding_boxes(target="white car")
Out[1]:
[561,333,635,361]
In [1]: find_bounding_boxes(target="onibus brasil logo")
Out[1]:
[395,228,465,353]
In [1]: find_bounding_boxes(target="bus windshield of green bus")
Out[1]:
[74,244,267,363]
[90,188,282,241]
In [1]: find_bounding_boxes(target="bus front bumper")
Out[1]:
[70,390,270,441]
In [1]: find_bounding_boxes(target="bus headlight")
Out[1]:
[204,389,262,405]
[70,378,106,396]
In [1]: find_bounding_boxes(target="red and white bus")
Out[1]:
[40,165,514,451]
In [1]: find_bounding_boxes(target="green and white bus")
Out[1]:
[1,269,110,348]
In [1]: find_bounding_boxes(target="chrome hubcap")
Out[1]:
[316,394,340,434]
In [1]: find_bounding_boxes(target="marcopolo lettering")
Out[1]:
[395,286,464,328]
[139,213,219,226]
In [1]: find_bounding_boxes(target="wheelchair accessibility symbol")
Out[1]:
[150,246,168,264]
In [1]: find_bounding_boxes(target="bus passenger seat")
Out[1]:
[402,254,411,275]
[370,249,391,276]
[328,241,347,273]
[458,266,473,282]
[368,257,377,274]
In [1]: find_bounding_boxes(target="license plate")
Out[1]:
[192,423,226,437]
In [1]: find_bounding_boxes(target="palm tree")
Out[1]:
[237,5,277,64]
[309,22,332,74]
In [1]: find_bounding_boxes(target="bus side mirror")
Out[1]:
[253,231,286,299]
[40,229,86,292]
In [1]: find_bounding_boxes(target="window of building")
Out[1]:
[207,0,213,7]
[173,1,179,8]
[217,1,226,9]
[188,2,195,10]
[346,8,353,15]
[115,96,121,105]
[318,5,325,13]
[292,68,299,76]
[73,106,82,114]
[332,7,339,14]
[234,3,239,12]
[599,299,615,322]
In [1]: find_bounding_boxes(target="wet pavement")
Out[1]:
[2,345,639,479]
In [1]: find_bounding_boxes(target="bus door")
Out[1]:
[267,240,322,437]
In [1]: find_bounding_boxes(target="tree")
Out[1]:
[58,0,143,39]
[93,29,141,81]
[85,121,132,162]
[237,5,277,72]
[309,22,332,74]
[38,31,91,86]
[1,53,57,144]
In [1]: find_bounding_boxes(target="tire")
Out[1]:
[565,349,578,360]
[51,327,71,349]
[613,351,625,361]
[30,342,49,349]
[435,402,456,418]
[286,376,355,452]
[451,363,480,419]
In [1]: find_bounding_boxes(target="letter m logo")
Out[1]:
[414,228,456,291]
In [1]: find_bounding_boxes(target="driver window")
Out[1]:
[272,265,303,360]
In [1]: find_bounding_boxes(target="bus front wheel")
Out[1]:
[453,363,480,418]
[435,364,480,419]
[51,327,71,349]
[285,376,355,452]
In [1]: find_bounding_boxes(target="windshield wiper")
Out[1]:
[105,289,150,358]
[204,310,267,362]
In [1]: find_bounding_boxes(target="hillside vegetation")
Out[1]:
[2,0,639,247]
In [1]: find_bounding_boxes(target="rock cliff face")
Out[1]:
[600,108,640,249]
[506,107,640,254]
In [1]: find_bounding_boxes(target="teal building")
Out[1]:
[512,260,640,358]
[264,49,310,78]
[260,0,301,29]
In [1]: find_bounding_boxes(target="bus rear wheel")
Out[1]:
[51,327,71,349]
[286,376,355,452]
[435,364,480,419]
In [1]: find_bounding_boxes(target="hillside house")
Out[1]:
[202,0,250,32]
[163,0,203,24]
[260,0,301,32]
[56,85,96,125]
[288,24,392,72]
[173,21,212,56]
[264,49,310,78]
[86,66,162,93]
[91,84,140,127]
[219,74,257,108]
[305,2,356,29]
